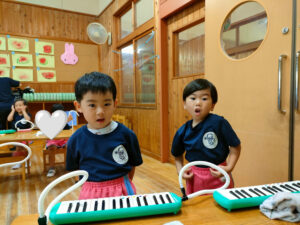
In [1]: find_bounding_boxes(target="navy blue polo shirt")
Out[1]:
[66,123,143,182]
[171,114,240,165]
[13,112,32,130]
[0,77,20,109]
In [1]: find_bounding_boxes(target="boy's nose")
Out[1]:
[96,107,104,115]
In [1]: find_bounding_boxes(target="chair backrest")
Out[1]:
[66,111,78,126]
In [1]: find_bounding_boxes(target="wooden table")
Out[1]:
[0,126,80,180]
[11,195,292,225]
[0,128,78,143]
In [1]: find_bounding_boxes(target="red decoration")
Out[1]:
[39,58,46,64]
[43,45,52,53]
[42,72,54,79]
[0,70,4,76]
[0,57,7,64]
[12,41,25,49]
[19,56,27,62]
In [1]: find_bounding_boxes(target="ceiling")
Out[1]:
[15,0,113,16]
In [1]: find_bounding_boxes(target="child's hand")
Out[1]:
[182,168,194,180]
[210,165,229,178]
[21,105,27,113]
[11,105,15,112]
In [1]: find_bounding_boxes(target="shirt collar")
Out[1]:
[87,121,118,135]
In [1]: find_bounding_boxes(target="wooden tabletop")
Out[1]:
[11,195,292,225]
[0,126,82,143]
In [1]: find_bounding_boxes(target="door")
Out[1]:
[206,0,294,186]
[294,0,300,180]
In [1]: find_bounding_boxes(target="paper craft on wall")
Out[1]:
[0,67,10,77]
[8,37,29,52]
[36,55,55,68]
[0,37,6,50]
[0,54,10,67]
[35,41,54,55]
[61,43,78,65]
[37,69,56,82]
[12,54,33,67]
[13,68,33,81]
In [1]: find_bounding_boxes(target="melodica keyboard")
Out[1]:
[49,192,182,225]
[213,181,300,211]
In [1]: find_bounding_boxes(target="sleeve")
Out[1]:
[127,130,143,166]
[171,126,186,157]
[66,134,80,171]
[220,118,241,147]
[9,78,20,88]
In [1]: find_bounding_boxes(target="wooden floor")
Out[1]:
[0,141,180,225]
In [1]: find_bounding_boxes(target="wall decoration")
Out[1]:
[0,67,10,77]
[36,55,55,68]
[60,43,78,65]
[0,54,10,67]
[12,54,33,67]
[37,69,56,82]
[35,41,54,55]
[8,37,29,52]
[12,68,33,81]
[0,37,6,50]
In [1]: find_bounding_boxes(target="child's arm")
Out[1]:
[175,155,193,180]
[128,167,135,180]
[21,107,31,121]
[210,144,241,177]
[7,105,15,122]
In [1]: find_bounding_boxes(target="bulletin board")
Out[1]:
[0,34,99,82]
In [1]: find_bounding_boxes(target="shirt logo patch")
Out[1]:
[112,145,128,164]
[203,132,218,149]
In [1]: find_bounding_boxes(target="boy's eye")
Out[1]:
[88,104,95,107]
[202,97,208,101]
[190,97,196,100]
[104,103,111,106]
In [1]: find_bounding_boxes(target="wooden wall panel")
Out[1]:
[0,1,96,43]
[97,0,162,160]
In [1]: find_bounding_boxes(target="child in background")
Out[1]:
[171,79,241,194]
[7,98,32,169]
[45,103,72,177]
[67,72,143,199]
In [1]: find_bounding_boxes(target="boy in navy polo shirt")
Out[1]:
[171,79,241,194]
[66,72,143,199]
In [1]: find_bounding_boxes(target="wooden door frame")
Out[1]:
[158,0,196,162]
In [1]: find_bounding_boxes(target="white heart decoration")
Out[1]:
[35,110,67,139]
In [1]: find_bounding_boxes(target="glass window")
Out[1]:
[136,33,156,104]
[221,2,268,59]
[135,0,154,28]
[176,22,205,77]
[121,9,133,39]
[120,44,134,103]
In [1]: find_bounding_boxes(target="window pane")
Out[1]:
[177,22,205,76]
[221,1,267,59]
[136,32,155,104]
[121,9,133,39]
[121,44,134,103]
[135,0,154,28]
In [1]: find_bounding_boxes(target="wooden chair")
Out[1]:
[0,146,30,181]
[42,147,66,172]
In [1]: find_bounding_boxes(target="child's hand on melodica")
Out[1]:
[182,168,194,180]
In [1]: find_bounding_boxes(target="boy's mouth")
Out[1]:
[97,118,105,123]
[195,109,201,113]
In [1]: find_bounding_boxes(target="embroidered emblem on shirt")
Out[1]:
[203,132,218,149]
[112,145,128,164]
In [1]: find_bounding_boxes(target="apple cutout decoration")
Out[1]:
[0,57,7,64]
[17,56,28,64]
[42,72,54,79]
[39,57,47,65]
[43,45,52,54]
[12,41,25,49]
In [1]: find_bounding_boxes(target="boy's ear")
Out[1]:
[211,103,216,111]
[114,99,117,108]
[183,101,187,110]
[73,101,82,113]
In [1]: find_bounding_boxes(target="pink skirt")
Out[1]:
[46,139,67,149]
[186,162,234,195]
[79,176,136,200]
